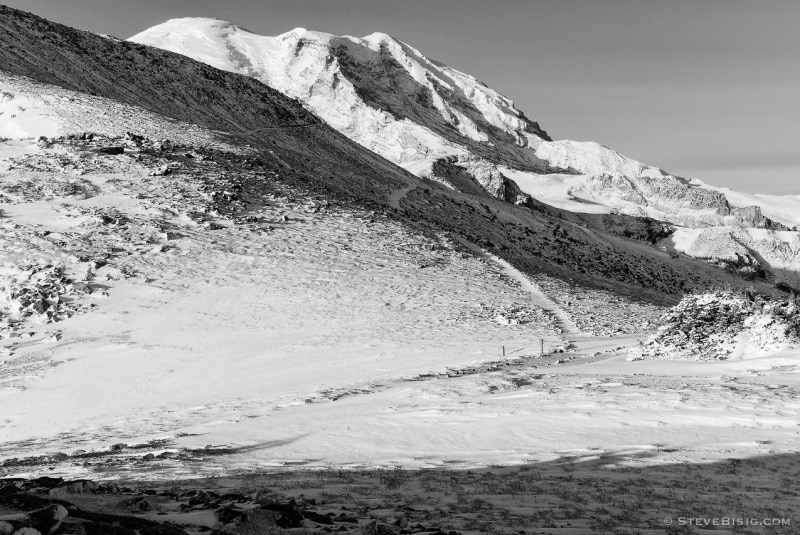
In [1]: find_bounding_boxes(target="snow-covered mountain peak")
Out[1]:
[360,31,399,45]
[139,17,247,37]
[130,19,552,172]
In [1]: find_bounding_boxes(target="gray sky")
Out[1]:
[5,0,799,194]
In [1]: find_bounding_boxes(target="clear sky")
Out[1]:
[4,0,799,194]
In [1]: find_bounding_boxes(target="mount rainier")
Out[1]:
[130,18,800,287]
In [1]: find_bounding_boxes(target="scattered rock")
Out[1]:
[630,291,800,361]
[0,266,91,338]
[303,510,333,525]
[97,146,125,155]
[258,500,303,528]
[214,506,248,525]
[28,504,68,535]
[355,520,378,535]
[48,480,96,497]
[148,164,171,176]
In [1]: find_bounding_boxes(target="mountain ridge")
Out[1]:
[130,17,800,233]
[129,16,800,287]
[0,5,786,303]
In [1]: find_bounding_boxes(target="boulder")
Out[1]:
[214,506,248,525]
[28,505,67,535]
[258,500,303,529]
[302,510,333,525]
[354,520,378,535]
[49,480,96,497]
[24,478,62,491]
[97,146,125,155]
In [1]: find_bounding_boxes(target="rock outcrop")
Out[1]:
[630,291,800,361]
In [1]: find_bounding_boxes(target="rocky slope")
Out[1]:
[2,5,773,305]
[669,226,800,288]
[129,17,800,287]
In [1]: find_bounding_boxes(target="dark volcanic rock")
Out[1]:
[258,500,304,528]
[28,505,68,535]
[97,146,125,155]
[48,480,97,497]
[303,509,334,525]
[24,478,63,491]
[214,506,248,525]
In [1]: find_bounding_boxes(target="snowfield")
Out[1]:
[1,136,799,481]
[0,135,569,473]
[693,177,800,230]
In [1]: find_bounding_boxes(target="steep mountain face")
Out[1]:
[130,17,800,286]
[129,19,554,176]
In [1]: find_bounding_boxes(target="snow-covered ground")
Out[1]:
[2,67,799,487]
[2,138,799,482]
[0,73,238,152]
[196,348,800,474]
[0,137,567,473]
[497,168,614,215]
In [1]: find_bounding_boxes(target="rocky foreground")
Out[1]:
[2,454,799,535]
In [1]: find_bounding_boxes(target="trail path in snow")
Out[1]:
[0,142,569,460]
[455,237,583,337]
[385,176,583,338]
